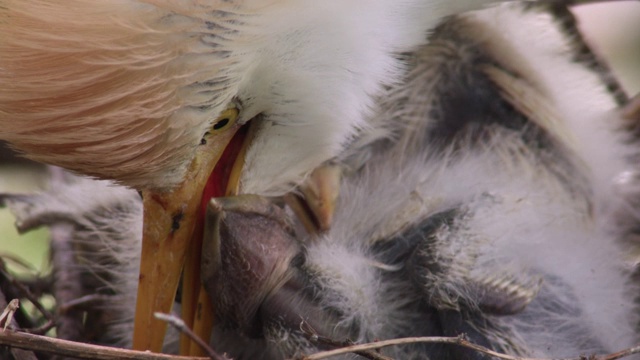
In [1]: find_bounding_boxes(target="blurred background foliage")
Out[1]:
[0,2,638,276]
[0,163,48,275]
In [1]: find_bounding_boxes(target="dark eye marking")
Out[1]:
[213,118,230,130]
[200,131,211,145]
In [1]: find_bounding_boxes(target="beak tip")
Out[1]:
[208,198,224,213]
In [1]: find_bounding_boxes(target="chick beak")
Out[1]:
[132,121,254,354]
[285,164,341,235]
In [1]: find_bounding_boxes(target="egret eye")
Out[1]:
[213,118,229,130]
[212,108,239,131]
[201,108,240,144]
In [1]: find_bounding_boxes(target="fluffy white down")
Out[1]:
[302,3,638,358]
[311,145,637,356]
[237,0,523,196]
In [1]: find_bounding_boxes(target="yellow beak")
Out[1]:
[132,124,241,353]
[285,164,341,235]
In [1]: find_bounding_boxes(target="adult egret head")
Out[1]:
[0,0,469,192]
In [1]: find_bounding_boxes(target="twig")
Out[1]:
[601,346,640,360]
[0,267,54,322]
[0,329,210,360]
[0,298,53,343]
[0,267,55,335]
[300,334,640,360]
[554,0,640,4]
[17,275,53,298]
[0,299,19,331]
[0,293,37,360]
[23,318,56,335]
[58,294,113,313]
[0,253,39,273]
[154,313,230,360]
[0,260,37,329]
[300,321,392,360]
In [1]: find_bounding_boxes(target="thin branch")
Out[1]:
[300,321,392,360]
[556,0,640,4]
[0,329,210,360]
[601,346,640,360]
[23,318,55,335]
[0,260,37,329]
[16,275,53,298]
[57,294,113,313]
[0,253,39,273]
[300,334,640,360]
[154,312,230,360]
[0,267,54,322]
[0,299,19,331]
[0,293,37,360]
[0,269,55,335]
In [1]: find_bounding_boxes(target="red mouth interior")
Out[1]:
[200,124,249,217]
[179,124,249,348]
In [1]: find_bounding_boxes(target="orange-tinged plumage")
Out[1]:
[1,0,511,194]
[0,0,247,189]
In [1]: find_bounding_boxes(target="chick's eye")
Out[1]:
[212,108,239,132]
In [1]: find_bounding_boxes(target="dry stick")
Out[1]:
[0,318,637,360]
[0,252,39,273]
[0,299,19,331]
[301,335,514,360]
[0,268,54,324]
[0,261,37,330]
[57,294,114,313]
[557,0,640,4]
[0,263,55,334]
[300,321,392,360]
[154,313,229,360]
[603,346,640,360]
[0,330,209,360]
[16,275,53,299]
[24,318,56,336]
[0,294,37,360]
[301,335,640,360]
